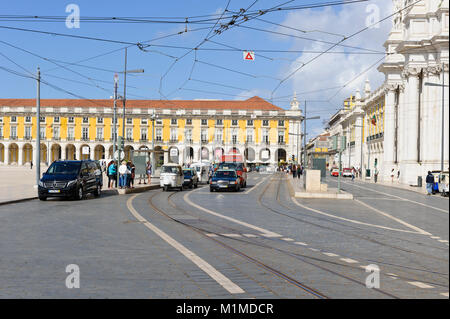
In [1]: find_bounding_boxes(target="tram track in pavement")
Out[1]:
[260,173,448,262]
[142,181,406,298]
[146,189,330,299]
[255,173,448,288]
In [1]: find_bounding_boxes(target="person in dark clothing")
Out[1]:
[292,165,297,178]
[426,171,434,195]
[297,166,301,178]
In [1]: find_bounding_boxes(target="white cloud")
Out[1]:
[275,0,393,106]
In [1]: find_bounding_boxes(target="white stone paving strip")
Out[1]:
[340,258,359,264]
[308,248,319,252]
[281,238,294,241]
[323,252,339,257]
[438,239,449,243]
[127,195,245,295]
[342,180,449,214]
[407,281,434,289]
[243,234,258,238]
[206,233,218,237]
[440,292,449,297]
[221,234,242,238]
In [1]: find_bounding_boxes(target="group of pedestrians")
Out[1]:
[289,164,303,179]
[106,160,137,189]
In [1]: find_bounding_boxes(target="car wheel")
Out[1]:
[163,186,168,192]
[210,188,214,192]
[190,183,194,189]
[93,184,101,197]
[39,196,47,201]
[195,183,198,188]
[76,187,83,200]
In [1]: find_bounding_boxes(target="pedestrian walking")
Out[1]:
[351,167,355,181]
[126,161,132,188]
[374,168,379,183]
[297,165,301,179]
[292,165,297,178]
[30,160,33,170]
[426,171,434,195]
[397,169,400,182]
[391,168,395,182]
[146,161,152,184]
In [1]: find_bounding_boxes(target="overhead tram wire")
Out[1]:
[270,0,424,98]
[157,0,233,98]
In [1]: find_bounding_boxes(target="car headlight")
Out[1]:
[38,181,44,187]
[67,180,77,187]
[211,181,217,184]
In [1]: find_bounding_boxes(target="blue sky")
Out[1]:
[0,0,393,136]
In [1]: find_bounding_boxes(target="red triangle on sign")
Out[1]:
[245,52,254,60]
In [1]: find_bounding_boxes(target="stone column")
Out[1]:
[401,67,421,184]
[61,143,66,160]
[354,112,364,172]
[382,84,397,179]
[18,143,24,166]
[5,143,10,165]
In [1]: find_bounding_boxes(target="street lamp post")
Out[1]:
[117,48,144,163]
[425,62,448,174]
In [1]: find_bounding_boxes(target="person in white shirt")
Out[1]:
[118,161,130,189]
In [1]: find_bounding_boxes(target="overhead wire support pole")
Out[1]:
[35,67,41,186]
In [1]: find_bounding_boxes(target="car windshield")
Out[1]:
[47,162,81,175]
[219,163,243,170]
[161,166,180,174]
[214,171,236,178]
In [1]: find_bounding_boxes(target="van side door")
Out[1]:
[80,162,90,192]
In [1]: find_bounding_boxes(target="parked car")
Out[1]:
[183,168,199,189]
[342,168,352,177]
[38,160,102,201]
[331,168,339,177]
[160,163,183,191]
[218,162,247,187]
[210,169,241,192]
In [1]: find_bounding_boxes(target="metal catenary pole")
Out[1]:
[35,67,41,186]
[122,48,127,163]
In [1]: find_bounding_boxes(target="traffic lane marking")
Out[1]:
[127,194,245,295]
[407,281,434,289]
[339,180,449,214]
[184,188,282,238]
[354,199,431,236]
[441,292,449,297]
[340,258,359,264]
[291,197,422,235]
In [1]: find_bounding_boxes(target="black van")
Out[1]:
[38,160,103,201]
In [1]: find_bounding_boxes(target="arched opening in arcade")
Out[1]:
[124,145,134,162]
[184,146,194,164]
[50,144,61,162]
[169,146,179,164]
[40,143,47,164]
[275,148,287,164]
[66,144,76,160]
[94,145,105,160]
[0,143,5,163]
[23,143,33,165]
[200,147,209,161]
[79,144,90,160]
[8,143,18,164]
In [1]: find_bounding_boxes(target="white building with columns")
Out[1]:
[323,0,449,185]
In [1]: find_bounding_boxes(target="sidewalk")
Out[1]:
[0,166,159,205]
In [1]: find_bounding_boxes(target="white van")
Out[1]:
[160,163,184,191]
[191,161,211,184]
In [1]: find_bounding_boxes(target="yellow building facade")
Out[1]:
[0,97,302,167]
